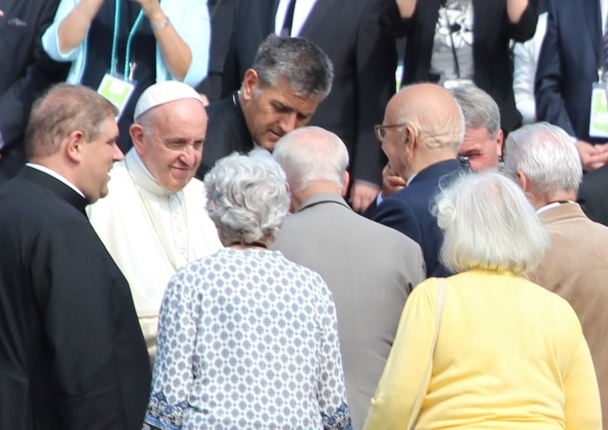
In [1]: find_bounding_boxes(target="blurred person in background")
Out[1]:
[381,0,537,134]
[0,0,68,185]
[42,0,210,151]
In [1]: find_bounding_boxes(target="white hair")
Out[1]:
[503,122,582,198]
[434,171,549,274]
[204,153,290,244]
[273,126,349,192]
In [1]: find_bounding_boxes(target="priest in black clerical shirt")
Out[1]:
[0,84,151,430]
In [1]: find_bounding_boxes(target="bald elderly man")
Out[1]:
[88,81,222,364]
[372,83,464,276]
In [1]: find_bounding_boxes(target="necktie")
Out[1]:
[282,0,297,36]
[603,9,608,68]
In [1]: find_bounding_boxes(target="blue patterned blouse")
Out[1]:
[143,248,352,430]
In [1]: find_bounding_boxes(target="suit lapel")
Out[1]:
[299,0,338,39]
[264,0,282,34]
[582,0,601,66]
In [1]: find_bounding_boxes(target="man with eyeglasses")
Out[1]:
[372,83,464,276]
[87,81,222,366]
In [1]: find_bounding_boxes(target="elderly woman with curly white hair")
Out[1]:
[143,153,352,430]
[364,171,601,430]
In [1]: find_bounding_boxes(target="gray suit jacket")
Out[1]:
[272,193,425,429]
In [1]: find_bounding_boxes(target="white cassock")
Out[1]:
[87,148,222,362]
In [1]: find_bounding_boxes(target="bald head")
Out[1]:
[386,83,463,150]
[273,126,350,207]
[379,83,463,180]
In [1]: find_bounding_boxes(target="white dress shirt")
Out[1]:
[274,0,318,36]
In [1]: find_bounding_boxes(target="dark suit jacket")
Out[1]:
[372,159,462,277]
[197,92,253,179]
[578,163,608,227]
[221,0,397,185]
[381,0,537,132]
[535,0,602,143]
[0,0,68,184]
[0,167,151,429]
[196,0,238,103]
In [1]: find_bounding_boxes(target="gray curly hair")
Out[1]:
[204,152,290,244]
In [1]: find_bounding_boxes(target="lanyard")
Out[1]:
[110,0,144,80]
[439,0,462,79]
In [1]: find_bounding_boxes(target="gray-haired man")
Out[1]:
[196,34,334,178]
[451,83,503,172]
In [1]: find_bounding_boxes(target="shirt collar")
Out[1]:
[124,148,177,198]
[535,200,575,215]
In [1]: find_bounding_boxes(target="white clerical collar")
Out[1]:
[26,163,85,198]
[124,148,175,197]
[535,200,575,215]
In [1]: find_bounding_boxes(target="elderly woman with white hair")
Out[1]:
[143,153,352,430]
[364,171,601,429]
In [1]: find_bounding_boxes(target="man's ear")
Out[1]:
[241,69,260,102]
[130,124,145,156]
[516,170,530,192]
[496,128,504,158]
[64,130,84,163]
[404,125,417,148]
[403,124,417,162]
[341,171,350,197]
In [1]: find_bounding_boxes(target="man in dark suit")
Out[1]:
[197,34,333,178]
[0,84,151,429]
[0,0,68,185]
[372,83,463,277]
[220,0,397,213]
[535,0,608,170]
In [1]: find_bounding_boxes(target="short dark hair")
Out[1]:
[252,34,334,99]
[25,84,118,159]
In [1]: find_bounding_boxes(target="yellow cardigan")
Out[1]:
[363,270,601,429]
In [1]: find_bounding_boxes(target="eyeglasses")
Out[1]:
[374,123,410,143]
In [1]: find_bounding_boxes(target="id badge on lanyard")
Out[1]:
[97,0,143,120]
[589,68,608,139]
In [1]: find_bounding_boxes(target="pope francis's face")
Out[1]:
[134,99,206,193]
